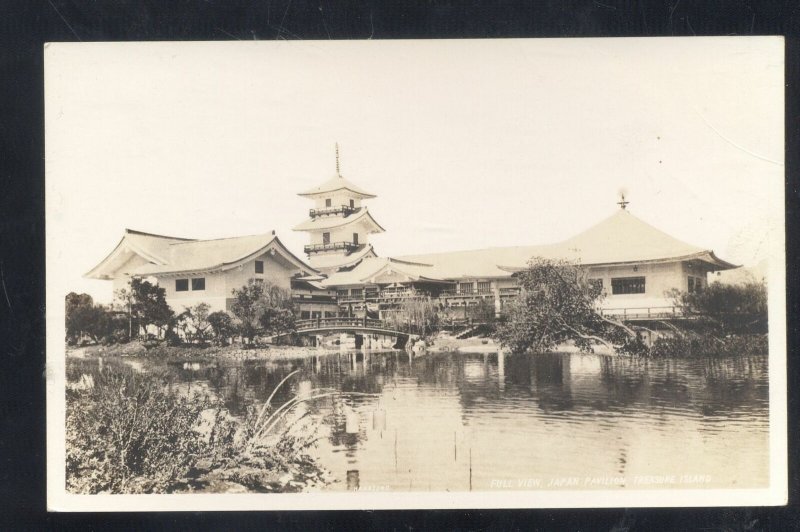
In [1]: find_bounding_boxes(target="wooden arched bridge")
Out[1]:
[292,316,411,339]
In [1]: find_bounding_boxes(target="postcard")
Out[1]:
[45,37,786,511]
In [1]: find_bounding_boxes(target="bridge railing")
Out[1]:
[295,316,390,331]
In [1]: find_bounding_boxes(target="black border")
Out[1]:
[1,1,797,529]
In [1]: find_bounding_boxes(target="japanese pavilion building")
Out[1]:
[86,147,738,323]
[292,144,384,273]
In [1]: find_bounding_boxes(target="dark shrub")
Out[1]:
[66,365,208,494]
[650,334,767,358]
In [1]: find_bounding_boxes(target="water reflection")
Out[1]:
[152,350,768,492]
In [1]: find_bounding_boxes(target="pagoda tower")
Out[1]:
[293,145,384,273]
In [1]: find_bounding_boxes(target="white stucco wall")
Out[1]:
[586,261,687,310]
[313,193,362,210]
[155,252,301,314]
[307,219,372,248]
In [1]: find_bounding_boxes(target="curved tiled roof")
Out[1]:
[297,174,376,198]
[86,230,316,279]
[84,229,196,279]
[308,244,378,270]
[292,207,386,233]
[321,209,737,286]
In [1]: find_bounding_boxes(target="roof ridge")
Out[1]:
[168,231,276,246]
[388,257,434,267]
[125,228,196,241]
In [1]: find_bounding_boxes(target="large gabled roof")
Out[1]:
[84,229,196,280]
[86,230,317,279]
[297,174,376,199]
[292,207,386,233]
[320,209,737,286]
[555,209,737,267]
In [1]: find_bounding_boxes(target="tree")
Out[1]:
[256,283,295,335]
[385,297,442,337]
[495,258,636,354]
[183,303,212,344]
[671,281,768,336]
[129,278,174,338]
[208,311,234,346]
[65,292,120,344]
[230,279,295,343]
[113,286,136,339]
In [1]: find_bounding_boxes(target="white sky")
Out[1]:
[45,38,784,303]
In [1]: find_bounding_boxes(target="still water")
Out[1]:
[168,350,768,492]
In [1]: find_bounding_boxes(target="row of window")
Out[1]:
[176,272,699,298]
[588,277,647,295]
[325,198,356,208]
[458,281,491,294]
[300,310,338,319]
[175,259,265,293]
[175,278,205,292]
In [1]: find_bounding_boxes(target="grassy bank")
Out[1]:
[70,341,381,362]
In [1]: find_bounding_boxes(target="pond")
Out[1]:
[97,350,771,492]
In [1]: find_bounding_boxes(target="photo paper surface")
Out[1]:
[45,37,786,511]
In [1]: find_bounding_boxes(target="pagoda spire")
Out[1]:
[617,191,629,210]
[335,142,341,177]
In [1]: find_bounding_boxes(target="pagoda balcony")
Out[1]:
[309,205,355,218]
[304,241,360,254]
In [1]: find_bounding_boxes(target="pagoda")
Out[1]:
[293,145,384,273]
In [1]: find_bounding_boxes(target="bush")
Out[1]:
[66,361,328,494]
[66,365,208,494]
[650,333,767,358]
[208,311,234,346]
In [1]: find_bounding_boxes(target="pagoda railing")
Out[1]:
[309,205,355,218]
[304,241,359,254]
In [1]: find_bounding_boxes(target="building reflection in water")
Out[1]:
[152,348,768,491]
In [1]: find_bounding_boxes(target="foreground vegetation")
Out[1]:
[495,258,768,358]
[66,359,328,494]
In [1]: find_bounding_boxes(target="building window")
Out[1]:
[323,232,330,245]
[325,198,332,207]
[337,289,348,299]
[191,278,205,291]
[301,311,311,319]
[349,199,355,208]
[477,281,491,294]
[175,279,189,292]
[351,288,363,298]
[459,282,473,294]
[353,232,359,245]
[255,260,264,274]
[688,276,704,294]
[365,286,379,298]
[611,276,645,295]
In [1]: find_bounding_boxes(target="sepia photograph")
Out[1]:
[45,37,786,511]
